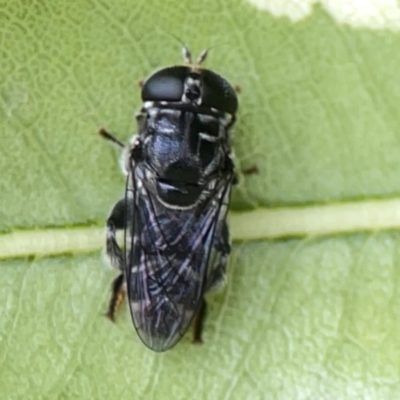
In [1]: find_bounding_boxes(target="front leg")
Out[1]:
[98,127,143,175]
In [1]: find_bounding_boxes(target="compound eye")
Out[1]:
[142,66,188,102]
[201,70,238,114]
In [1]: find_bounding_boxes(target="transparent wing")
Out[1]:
[124,167,232,352]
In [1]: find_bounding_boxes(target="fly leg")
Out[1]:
[98,128,125,149]
[98,128,129,320]
[105,198,127,321]
[105,273,126,322]
[206,221,231,292]
[192,299,207,344]
[192,222,231,344]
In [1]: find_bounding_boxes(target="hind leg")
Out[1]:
[104,198,127,321]
[192,222,231,344]
[105,198,126,270]
[192,299,207,344]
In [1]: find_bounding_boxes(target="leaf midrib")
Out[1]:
[2,198,400,260]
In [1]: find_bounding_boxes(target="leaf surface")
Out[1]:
[1,1,400,398]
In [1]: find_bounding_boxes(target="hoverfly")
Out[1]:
[99,46,238,352]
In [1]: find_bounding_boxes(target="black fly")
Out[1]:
[99,46,238,352]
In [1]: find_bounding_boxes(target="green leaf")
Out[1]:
[2,1,400,398]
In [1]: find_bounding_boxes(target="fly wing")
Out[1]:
[124,167,232,352]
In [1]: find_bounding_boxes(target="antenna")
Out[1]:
[181,45,192,64]
[155,29,235,66]
[196,48,209,65]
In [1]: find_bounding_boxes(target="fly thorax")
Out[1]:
[144,108,224,164]
[155,159,203,209]
[141,107,229,209]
